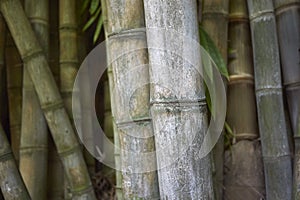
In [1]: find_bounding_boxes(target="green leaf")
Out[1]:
[89,0,100,15]
[199,25,229,80]
[82,6,101,31]
[80,0,90,15]
[93,14,103,43]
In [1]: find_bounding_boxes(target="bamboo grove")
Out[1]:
[0,0,299,199]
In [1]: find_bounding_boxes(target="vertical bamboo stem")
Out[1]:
[105,0,160,198]
[272,0,300,197]
[202,1,229,198]
[247,0,293,199]
[0,0,96,199]
[144,0,213,198]
[0,123,30,200]
[224,2,265,199]
[19,0,49,199]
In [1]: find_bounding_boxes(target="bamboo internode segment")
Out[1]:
[145,0,213,198]
[0,0,96,199]
[0,124,30,200]
[247,0,293,199]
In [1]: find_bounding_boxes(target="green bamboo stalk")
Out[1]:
[105,0,159,198]
[5,33,22,164]
[272,0,300,198]
[47,0,64,199]
[247,0,293,199]
[224,0,265,199]
[19,0,49,199]
[0,0,96,199]
[202,1,229,199]
[58,1,84,198]
[0,123,30,200]
[144,0,213,198]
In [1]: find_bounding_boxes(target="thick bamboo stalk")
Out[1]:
[224,0,265,199]
[105,0,159,198]
[0,0,96,199]
[47,0,64,199]
[247,0,293,199]
[19,0,49,199]
[5,33,22,163]
[272,0,300,197]
[144,0,213,198]
[202,1,229,199]
[0,123,30,200]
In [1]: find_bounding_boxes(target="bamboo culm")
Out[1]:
[105,0,160,198]
[272,0,300,197]
[19,0,49,199]
[0,123,31,200]
[144,0,214,198]
[0,0,96,199]
[247,0,293,199]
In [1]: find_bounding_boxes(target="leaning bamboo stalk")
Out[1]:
[0,123,30,200]
[224,0,265,199]
[144,0,213,198]
[202,1,229,198]
[47,0,64,199]
[19,0,49,199]
[105,0,159,198]
[247,0,293,199]
[0,0,96,199]
[272,0,300,197]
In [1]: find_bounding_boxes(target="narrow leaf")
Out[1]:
[199,25,229,80]
[89,0,100,15]
[80,0,90,15]
[82,6,101,31]
[93,14,103,43]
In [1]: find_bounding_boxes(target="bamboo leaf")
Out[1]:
[89,0,100,15]
[93,14,103,43]
[199,25,229,80]
[82,6,101,31]
[80,0,90,15]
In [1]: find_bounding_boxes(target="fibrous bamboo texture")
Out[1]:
[145,0,213,198]
[247,0,293,199]
[105,0,159,198]
[19,0,49,199]
[0,123,30,200]
[0,0,96,199]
